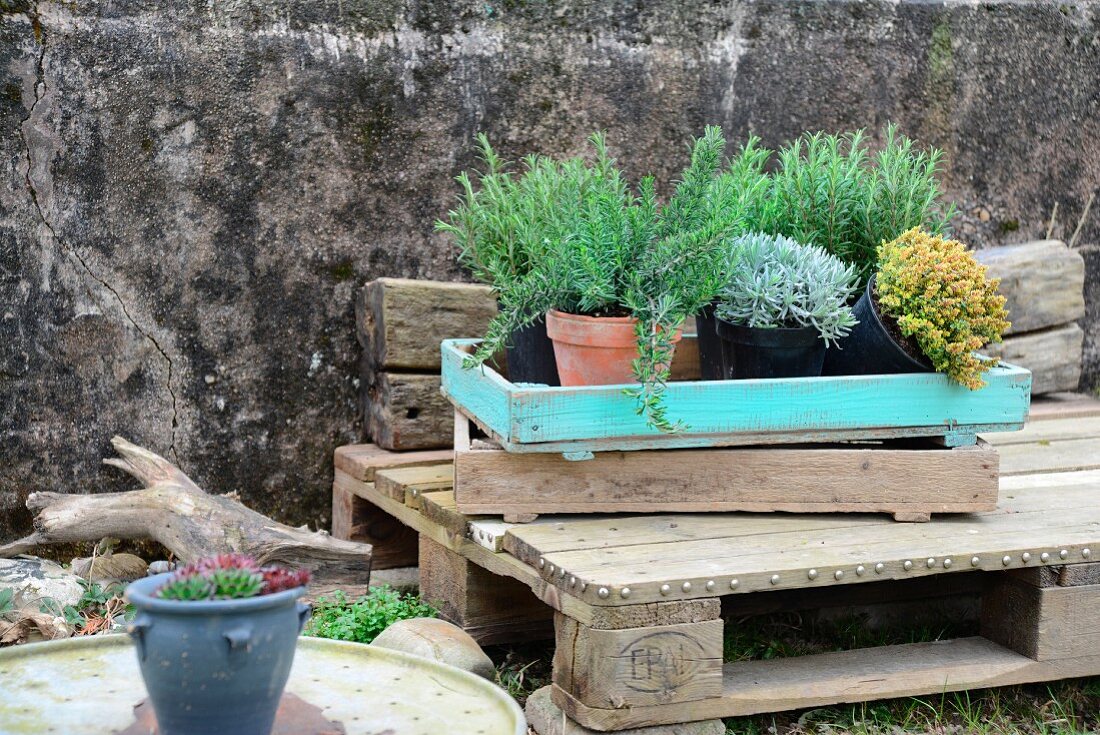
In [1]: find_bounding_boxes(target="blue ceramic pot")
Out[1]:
[125,573,310,735]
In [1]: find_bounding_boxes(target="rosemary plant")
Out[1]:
[438,128,751,432]
[764,124,955,281]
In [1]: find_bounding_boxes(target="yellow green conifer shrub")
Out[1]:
[875,228,1010,389]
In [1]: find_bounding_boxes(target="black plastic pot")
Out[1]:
[715,318,826,379]
[822,277,933,377]
[695,304,725,381]
[506,318,560,386]
[126,573,310,735]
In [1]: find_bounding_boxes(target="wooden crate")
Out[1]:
[441,338,1032,454]
[453,411,1000,523]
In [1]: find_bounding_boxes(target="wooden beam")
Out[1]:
[357,278,495,372]
[419,535,553,644]
[984,324,1083,395]
[974,240,1085,336]
[364,372,453,450]
[553,610,723,709]
[982,578,1100,660]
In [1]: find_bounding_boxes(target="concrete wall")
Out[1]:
[2,0,1098,535]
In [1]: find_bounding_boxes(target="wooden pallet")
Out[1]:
[441,338,1031,453]
[453,410,1000,523]
[330,396,1100,732]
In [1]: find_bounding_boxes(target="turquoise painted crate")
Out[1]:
[440,338,1032,454]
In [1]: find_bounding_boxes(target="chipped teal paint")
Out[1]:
[441,339,1032,454]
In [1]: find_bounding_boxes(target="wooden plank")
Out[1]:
[552,637,1100,729]
[982,579,1100,661]
[974,240,1085,336]
[453,439,998,519]
[505,478,1100,606]
[984,324,1083,395]
[365,372,452,450]
[553,612,723,709]
[357,278,496,371]
[1027,392,1100,421]
[418,535,553,644]
[997,437,1100,475]
[982,415,1100,446]
[330,483,419,569]
[442,339,1032,451]
[333,444,452,482]
[374,464,453,501]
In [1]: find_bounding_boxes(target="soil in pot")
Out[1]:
[504,317,560,386]
[822,277,933,377]
[695,304,725,381]
[125,573,310,735]
[715,318,826,379]
[545,309,682,386]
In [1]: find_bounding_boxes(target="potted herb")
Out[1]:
[710,232,859,379]
[125,554,311,735]
[822,228,1010,386]
[763,124,956,284]
[436,135,564,386]
[463,128,742,432]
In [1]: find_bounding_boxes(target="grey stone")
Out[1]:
[2,1,1100,536]
[525,687,724,735]
[370,617,495,680]
[0,556,85,609]
[369,566,419,595]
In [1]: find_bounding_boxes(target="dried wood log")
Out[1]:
[364,371,453,450]
[0,437,372,592]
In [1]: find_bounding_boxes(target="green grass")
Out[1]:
[723,680,1100,734]
[722,610,976,662]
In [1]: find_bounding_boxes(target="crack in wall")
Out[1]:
[18,5,181,463]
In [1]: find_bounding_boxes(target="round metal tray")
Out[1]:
[0,634,526,735]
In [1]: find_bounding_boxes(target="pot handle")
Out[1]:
[223,625,253,654]
[296,601,311,632]
[127,614,152,662]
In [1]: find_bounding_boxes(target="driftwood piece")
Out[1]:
[0,437,372,592]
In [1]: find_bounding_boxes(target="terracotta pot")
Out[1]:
[545,309,682,386]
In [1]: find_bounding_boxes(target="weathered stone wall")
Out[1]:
[2,0,1098,535]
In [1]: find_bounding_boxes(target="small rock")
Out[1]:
[978,207,991,222]
[370,617,495,680]
[204,374,218,385]
[148,560,176,575]
[71,553,148,582]
[525,687,724,735]
[0,556,85,609]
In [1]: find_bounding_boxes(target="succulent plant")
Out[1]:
[875,228,1010,389]
[155,554,310,601]
[715,232,860,345]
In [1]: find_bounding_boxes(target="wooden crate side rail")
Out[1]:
[442,339,1032,450]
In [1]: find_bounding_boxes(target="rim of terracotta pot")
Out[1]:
[546,309,683,348]
[546,309,638,348]
[126,572,306,615]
